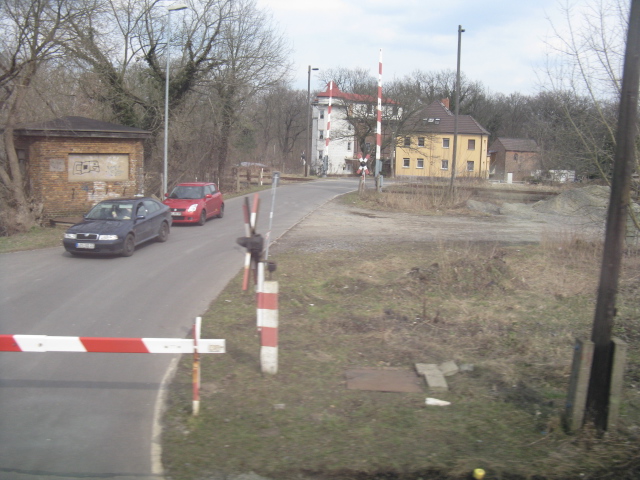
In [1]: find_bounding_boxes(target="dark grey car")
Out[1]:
[63,197,171,257]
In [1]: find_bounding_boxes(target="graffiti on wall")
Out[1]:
[68,154,129,182]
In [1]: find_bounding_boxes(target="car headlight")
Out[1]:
[64,233,77,239]
[98,234,119,241]
[187,204,199,213]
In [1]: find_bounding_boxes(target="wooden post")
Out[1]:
[586,0,640,431]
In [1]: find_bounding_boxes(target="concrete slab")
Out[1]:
[345,367,424,393]
[415,363,449,392]
[438,360,459,377]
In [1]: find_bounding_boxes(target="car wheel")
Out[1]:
[156,221,170,242]
[121,234,135,257]
[198,210,206,226]
[217,204,224,218]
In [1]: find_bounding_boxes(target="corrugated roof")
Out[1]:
[491,137,538,152]
[12,116,150,139]
[410,100,490,136]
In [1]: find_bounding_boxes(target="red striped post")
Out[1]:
[256,262,278,374]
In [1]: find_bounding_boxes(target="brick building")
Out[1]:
[488,137,540,183]
[12,116,150,218]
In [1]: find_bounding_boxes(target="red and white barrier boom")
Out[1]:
[0,318,224,416]
[0,334,224,354]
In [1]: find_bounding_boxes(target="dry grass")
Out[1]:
[354,184,473,213]
[0,225,65,253]
[162,234,640,479]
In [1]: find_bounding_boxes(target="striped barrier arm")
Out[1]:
[0,335,225,354]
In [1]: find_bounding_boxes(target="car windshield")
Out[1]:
[169,186,204,199]
[86,202,135,220]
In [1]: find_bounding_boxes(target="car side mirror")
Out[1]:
[205,194,213,199]
[136,214,146,220]
[164,193,169,198]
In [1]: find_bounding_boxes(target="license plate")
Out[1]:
[171,212,181,216]
[76,242,95,249]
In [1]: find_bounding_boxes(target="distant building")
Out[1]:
[11,116,150,218]
[394,99,490,179]
[488,137,540,183]
[311,82,398,176]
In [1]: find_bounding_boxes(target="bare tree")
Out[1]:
[202,0,291,188]
[545,0,637,180]
[260,84,308,171]
[0,0,81,233]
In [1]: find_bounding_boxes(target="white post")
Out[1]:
[192,316,201,416]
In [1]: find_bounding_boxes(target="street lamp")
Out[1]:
[305,65,319,177]
[163,2,188,198]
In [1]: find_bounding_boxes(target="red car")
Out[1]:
[163,182,224,225]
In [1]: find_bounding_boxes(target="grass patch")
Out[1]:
[0,225,64,253]
[341,185,474,215]
[162,239,640,479]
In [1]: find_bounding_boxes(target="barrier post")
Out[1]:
[257,267,278,374]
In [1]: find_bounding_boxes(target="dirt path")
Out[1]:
[273,196,604,253]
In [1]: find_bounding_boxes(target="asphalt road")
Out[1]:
[0,178,358,480]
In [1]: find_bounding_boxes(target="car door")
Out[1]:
[142,200,163,239]
[207,184,222,217]
[133,201,153,243]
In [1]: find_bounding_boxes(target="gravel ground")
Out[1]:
[271,186,618,253]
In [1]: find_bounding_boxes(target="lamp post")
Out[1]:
[163,2,188,198]
[305,65,319,177]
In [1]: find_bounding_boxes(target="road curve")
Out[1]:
[0,179,358,480]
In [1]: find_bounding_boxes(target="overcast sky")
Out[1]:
[254,0,595,96]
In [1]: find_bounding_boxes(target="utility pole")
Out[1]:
[449,25,464,197]
[305,66,319,177]
[585,0,640,431]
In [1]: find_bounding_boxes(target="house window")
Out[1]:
[441,160,448,170]
[417,158,424,169]
[347,142,351,151]
[468,139,476,150]
[514,153,519,161]
[320,111,324,119]
[319,131,324,140]
[418,137,425,147]
[404,136,411,147]
[467,161,475,171]
[442,138,450,148]
[403,158,410,168]
[434,118,440,124]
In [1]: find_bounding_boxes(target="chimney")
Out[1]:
[441,98,450,110]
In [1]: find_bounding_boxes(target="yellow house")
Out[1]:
[395,99,490,179]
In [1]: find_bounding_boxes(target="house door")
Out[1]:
[507,172,513,184]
